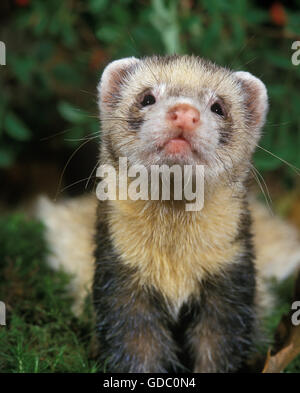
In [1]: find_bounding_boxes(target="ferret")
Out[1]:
[36,55,300,373]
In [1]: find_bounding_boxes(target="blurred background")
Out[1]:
[0,0,300,373]
[0,0,300,214]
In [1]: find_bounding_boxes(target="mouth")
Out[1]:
[162,135,192,155]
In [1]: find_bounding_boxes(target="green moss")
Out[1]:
[0,214,98,373]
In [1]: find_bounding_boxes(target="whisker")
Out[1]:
[40,128,73,141]
[79,89,98,98]
[256,144,300,176]
[58,177,96,194]
[55,137,97,201]
[250,164,273,215]
[85,160,100,190]
[64,135,99,143]
[251,164,272,205]
[264,121,292,128]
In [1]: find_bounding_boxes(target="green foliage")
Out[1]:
[0,0,299,177]
[0,214,98,372]
[4,111,32,142]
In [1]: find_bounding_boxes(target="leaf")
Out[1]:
[96,26,122,43]
[89,0,109,14]
[9,54,36,85]
[4,112,32,141]
[150,0,182,54]
[57,101,88,124]
[262,270,300,373]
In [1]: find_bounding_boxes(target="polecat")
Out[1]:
[36,55,300,373]
[94,54,267,373]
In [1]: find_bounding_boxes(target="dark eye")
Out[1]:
[210,102,225,117]
[141,94,156,107]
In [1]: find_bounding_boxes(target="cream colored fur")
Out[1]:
[35,194,300,315]
[35,195,97,314]
[107,187,245,313]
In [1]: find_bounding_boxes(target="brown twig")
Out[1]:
[262,270,300,373]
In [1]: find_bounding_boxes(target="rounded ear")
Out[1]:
[98,57,140,111]
[234,71,268,130]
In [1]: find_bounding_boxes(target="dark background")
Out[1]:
[0,0,300,212]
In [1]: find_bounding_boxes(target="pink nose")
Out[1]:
[167,103,200,132]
